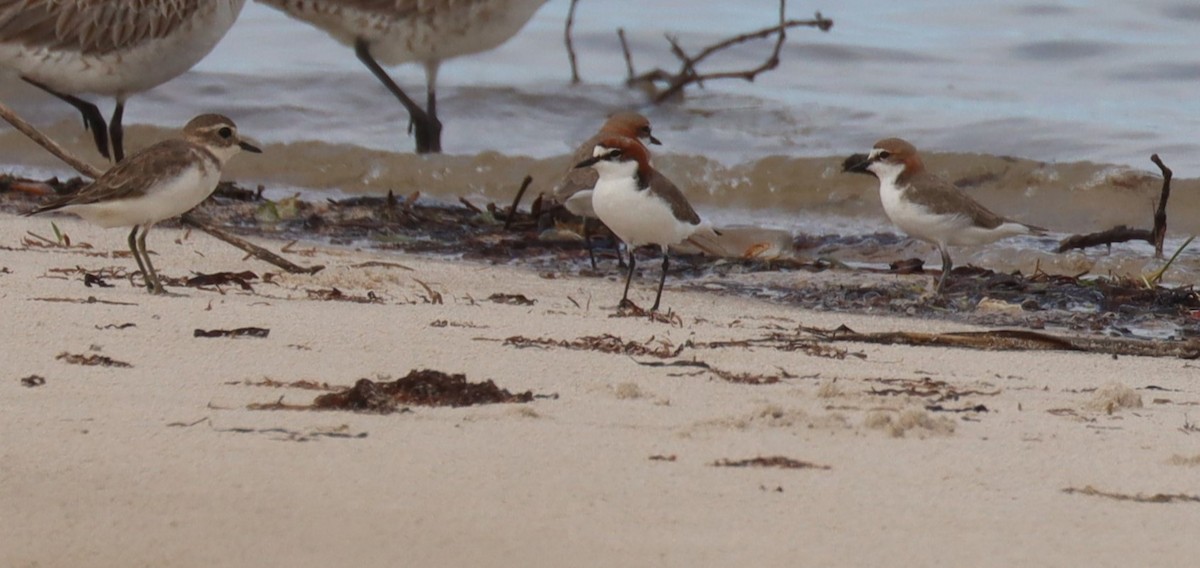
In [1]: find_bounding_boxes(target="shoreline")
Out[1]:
[3,211,1200,566]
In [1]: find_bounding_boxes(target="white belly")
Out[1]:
[563,189,596,218]
[879,181,1027,247]
[0,0,246,97]
[262,0,548,66]
[61,164,221,229]
[592,178,698,249]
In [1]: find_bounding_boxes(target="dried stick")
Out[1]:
[1,98,321,274]
[1056,154,1174,258]
[625,0,833,104]
[0,99,103,179]
[565,0,582,84]
[618,28,636,81]
[180,213,323,274]
[1151,153,1172,257]
[504,175,534,231]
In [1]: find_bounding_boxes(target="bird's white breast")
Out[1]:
[591,162,697,249]
[62,158,222,228]
[0,0,246,97]
[878,176,1030,247]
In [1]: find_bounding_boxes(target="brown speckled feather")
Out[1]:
[0,0,222,55]
[27,139,210,213]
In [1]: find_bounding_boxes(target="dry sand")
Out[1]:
[3,212,1199,567]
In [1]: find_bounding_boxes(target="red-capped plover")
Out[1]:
[258,0,550,154]
[25,114,262,294]
[845,137,1046,293]
[555,111,661,268]
[575,135,704,312]
[0,0,248,162]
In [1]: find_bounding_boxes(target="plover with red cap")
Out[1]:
[554,111,661,268]
[259,0,550,154]
[0,0,249,162]
[844,137,1046,293]
[25,114,262,294]
[575,135,704,312]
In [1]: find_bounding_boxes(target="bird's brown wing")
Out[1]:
[646,169,700,225]
[902,170,1008,230]
[0,0,214,55]
[26,140,201,214]
[553,131,606,201]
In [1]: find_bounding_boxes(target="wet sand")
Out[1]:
[3,212,1199,567]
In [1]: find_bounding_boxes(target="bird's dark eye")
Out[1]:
[639,127,652,137]
[218,127,233,139]
[877,151,891,159]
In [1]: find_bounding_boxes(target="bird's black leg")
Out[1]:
[424,69,443,153]
[583,218,597,270]
[109,101,126,162]
[615,237,627,269]
[23,77,111,160]
[935,245,953,294]
[137,225,164,295]
[651,249,669,312]
[354,39,440,154]
[127,225,150,289]
[621,250,637,307]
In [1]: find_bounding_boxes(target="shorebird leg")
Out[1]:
[354,39,441,154]
[582,218,598,269]
[109,101,126,162]
[137,225,165,295]
[23,78,111,160]
[127,225,151,290]
[935,245,953,294]
[423,62,443,153]
[621,250,637,307]
[651,249,669,312]
[615,238,627,269]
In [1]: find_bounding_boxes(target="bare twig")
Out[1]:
[1151,153,1172,257]
[565,0,582,84]
[0,99,102,178]
[618,28,636,80]
[179,213,323,275]
[1057,154,1174,258]
[2,97,321,274]
[504,175,534,231]
[625,1,833,104]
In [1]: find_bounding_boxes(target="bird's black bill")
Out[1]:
[239,141,263,153]
[574,155,602,169]
[842,153,871,174]
[649,135,662,145]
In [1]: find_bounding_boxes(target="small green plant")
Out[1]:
[50,222,70,247]
[1142,235,1194,288]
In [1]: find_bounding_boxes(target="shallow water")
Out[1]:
[3,0,1200,281]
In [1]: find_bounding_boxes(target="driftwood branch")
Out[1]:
[1057,154,1173,258]
[564,0,582,84]
[503,175,534,231]
[0,98,321,274]
[0,99,103,179]
[625,0,833,104]
[618,28,635,80]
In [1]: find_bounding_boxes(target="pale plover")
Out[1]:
[258,0,550,154]
[0,0,248,162]
[554,111,661,268]
[575,135,704,312]
[25,114,262,294]
[844,137,1046,293]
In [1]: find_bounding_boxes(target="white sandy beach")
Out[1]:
[2,212,1199,567]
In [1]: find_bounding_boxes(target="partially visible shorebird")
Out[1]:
[575,135,705,312]
[844,137,1046,293]
[25,114,262,294]
[554,111,661,269]
[0,0,249,162]
[258,0,550,154]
